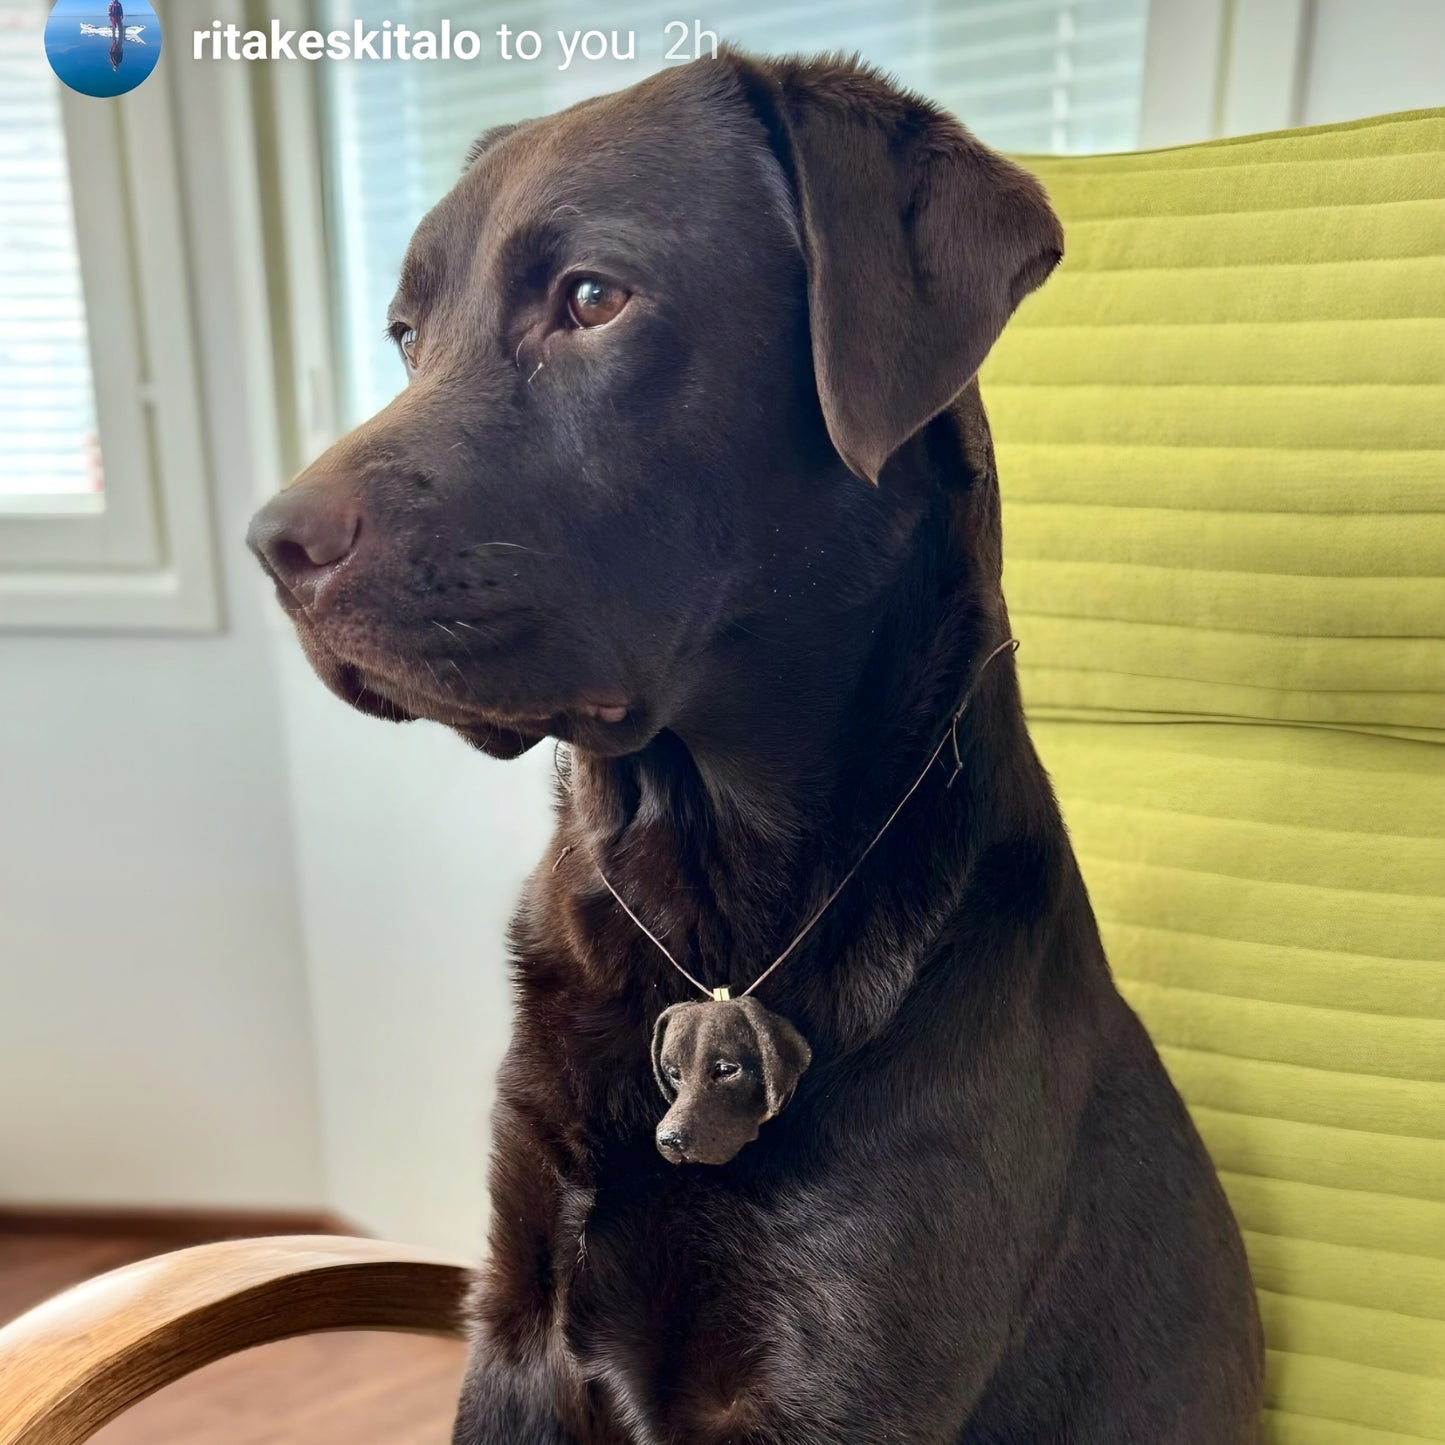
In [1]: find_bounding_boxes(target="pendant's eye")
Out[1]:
[711,1060,740,1080]
[567,277,629,328]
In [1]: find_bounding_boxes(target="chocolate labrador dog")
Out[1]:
[249,50,1263,1445]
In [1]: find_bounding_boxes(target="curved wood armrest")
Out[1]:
[0,1234,473,1445]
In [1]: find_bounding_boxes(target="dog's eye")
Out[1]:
[567,277,628,329]
[665,1064,682,1082]
[711,1061,740,1080]
[391,326,419,366]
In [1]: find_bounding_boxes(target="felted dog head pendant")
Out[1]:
[650,996,812,1165]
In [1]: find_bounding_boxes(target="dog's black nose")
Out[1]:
[247,482,362,612]
[656,1127,688,1158]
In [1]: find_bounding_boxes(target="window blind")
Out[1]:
[321,0,1148,423]
[0,0,103,500]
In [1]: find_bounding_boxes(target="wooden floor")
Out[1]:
[0,1230,469,1444]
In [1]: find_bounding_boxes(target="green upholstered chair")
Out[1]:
[985,109,1445,1444]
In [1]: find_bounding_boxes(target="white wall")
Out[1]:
[278,655,552,1255]
[0,623,324,1212]
[1142,0,1445,147]
[1301,0,1445,125]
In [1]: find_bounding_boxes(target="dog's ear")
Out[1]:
[728,53,1063,484]
[651,1004,684,1102]
[738,997,813,1119]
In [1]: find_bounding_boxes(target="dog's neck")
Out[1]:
[558,397,1055,1048]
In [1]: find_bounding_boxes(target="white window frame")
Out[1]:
[0,31,220,632]
[267,15,344,480]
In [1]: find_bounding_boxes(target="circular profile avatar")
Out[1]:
[44,0,162,98]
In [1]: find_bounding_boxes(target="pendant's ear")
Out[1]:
[738,997,813,1120]
[651,1004,684,1101]
[727,52,1063,484]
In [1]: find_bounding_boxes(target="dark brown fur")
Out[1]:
[249,51,1263,1445]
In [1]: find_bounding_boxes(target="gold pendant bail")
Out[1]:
[711,986,732,1002]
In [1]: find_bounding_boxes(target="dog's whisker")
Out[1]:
[432,620,463,643]
[457,540,558,558]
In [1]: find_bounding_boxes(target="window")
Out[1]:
[318,0,1149,426]
[0,0,218,630]
[0,8,101,510]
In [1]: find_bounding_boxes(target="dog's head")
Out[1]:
[651,997,812,1165]
[247,53,1060,758]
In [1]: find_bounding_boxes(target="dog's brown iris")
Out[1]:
[568,277,628,328]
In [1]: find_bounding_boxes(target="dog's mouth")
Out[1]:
[657,1136,747,1168]
[287,609,644,759]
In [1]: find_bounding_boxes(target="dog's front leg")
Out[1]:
[451,1350,589,1445]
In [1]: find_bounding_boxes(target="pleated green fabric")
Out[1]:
[987,109,1445,739]
[985,111,1445,1442]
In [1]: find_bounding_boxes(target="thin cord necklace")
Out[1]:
[595,635,1019,1003]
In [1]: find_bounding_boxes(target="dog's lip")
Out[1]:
[281,607,647,750]
[331,661,417,722]
[435,693,634,732]
[346,670,644,750]
[328,649,636,737]
[575,698,629,724]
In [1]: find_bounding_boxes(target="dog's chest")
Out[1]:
[550,1164,772,1443]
